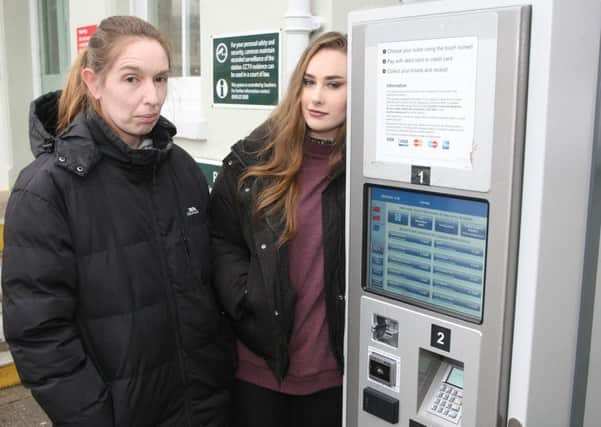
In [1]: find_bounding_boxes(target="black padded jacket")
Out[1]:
[210,124,346,382]
[1,92,236,427]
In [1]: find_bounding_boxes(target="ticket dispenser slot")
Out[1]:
[372,314,399,347]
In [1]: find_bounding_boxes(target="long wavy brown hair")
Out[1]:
[57,16,171,131]
[241,31,347,246]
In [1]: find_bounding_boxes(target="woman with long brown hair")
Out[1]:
[2,15,235,426]
[211,31,347,426]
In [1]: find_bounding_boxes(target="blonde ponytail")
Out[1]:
[57,50,91,131]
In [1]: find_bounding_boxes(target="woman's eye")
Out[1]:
[328,82,341,89]
[125,76,138,83]
[155,76,168,83]
[303,78,315,86]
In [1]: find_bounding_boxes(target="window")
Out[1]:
[149,0,200,76]
[37,0,69,93]
[135,0,206,139]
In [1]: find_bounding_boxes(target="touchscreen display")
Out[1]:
[365,185,488,322]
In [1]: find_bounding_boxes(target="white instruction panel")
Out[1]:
[376,37,478,170]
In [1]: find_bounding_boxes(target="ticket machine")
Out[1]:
[345,4,530,426]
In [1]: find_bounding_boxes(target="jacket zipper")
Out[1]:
[146,168,193,426]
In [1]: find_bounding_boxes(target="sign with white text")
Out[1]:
[77,25,97,52]
[212,32,279,107]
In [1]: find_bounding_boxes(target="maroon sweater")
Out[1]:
[236,140,342,395]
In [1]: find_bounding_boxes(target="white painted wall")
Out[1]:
[0,0,13,191]
[67,0,129,60]
[3,0,35,187]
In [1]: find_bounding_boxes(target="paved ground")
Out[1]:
[0,385,50,426]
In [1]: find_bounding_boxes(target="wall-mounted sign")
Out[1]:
[77,25,97,52]
[212,32,279,107]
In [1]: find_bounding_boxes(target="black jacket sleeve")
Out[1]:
[210,156,252,321]
[1,188,114,427]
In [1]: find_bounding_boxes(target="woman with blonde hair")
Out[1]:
[211,31,347,427]
[2,15,235,426]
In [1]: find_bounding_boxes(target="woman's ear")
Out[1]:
[81,68,101,100]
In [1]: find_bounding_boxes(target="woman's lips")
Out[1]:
[307,109,327,117]
[138,114,158,123]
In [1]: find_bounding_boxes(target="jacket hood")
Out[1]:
[29,91,62,157]
[29,91,177,177]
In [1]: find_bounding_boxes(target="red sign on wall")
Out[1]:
[77,25,97,52]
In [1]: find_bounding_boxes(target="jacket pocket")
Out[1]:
[232,256,275,360]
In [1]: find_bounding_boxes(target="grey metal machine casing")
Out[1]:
[345,5,530,427]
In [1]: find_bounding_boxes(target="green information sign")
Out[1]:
[196,160,222,192]
[213,32,279,106]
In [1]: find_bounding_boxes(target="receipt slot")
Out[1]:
[345,4,529,427]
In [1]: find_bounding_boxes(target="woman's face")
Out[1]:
[83,38,169,147]
[301,48,347,140]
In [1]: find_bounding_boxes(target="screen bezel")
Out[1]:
[361,183,489,324]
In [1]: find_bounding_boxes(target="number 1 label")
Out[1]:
[411,165,431,185]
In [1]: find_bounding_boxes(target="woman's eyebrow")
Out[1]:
[304,72,346,80]
[118,65,170,75]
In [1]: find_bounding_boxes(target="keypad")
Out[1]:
[427,383,463,423]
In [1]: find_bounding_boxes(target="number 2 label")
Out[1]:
[431,324,451,352]
[436,331,446,345]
